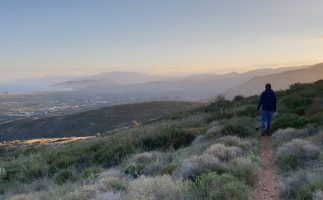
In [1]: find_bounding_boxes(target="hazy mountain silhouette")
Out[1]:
[0,75,75,93]
[53,66,307,99]
[225,63,323,98]
[53,71,161,89]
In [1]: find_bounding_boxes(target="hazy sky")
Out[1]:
[1,0,323,80]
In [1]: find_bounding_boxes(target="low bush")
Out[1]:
[221,117,258,138]
[3,153,49,182]
[308,113,323,127]
[233,95,244,101]
[95,192,122,200]
[54,168,77,184]
[81,167,104,179]
[293,106,308,116]
[228,157,258,186]
[281,169,323,200]
[313,190,323,200]
[277,139,320,170]
[64,185,97,200]
[271,113,307,131]
[205,143,242,161]
[218,136,257,153]
[172,154,222,180]
[188,172,250,200]
[139,128,197,150]
[205,122,222,138]
[160,163,180,175]
[272,128,319,147]
[124,151,169,177]
[49,152,79,169]
[94,135,137,166]
[91,169,128,194]
[236,105,259,117]
[126,175,185,200]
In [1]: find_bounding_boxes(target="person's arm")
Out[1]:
[257,93,263,111]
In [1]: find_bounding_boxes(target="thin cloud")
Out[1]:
[320,36,323,40]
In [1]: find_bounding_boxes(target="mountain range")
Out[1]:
[2,63,323,100]
[52,65,311,99]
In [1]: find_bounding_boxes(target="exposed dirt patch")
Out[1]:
[0,136,95,148]
[254,135,281,200]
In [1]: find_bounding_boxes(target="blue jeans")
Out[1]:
[261,110,273,130]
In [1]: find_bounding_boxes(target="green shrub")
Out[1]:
[49,153,78,169]
[205,122,222,138]
[94,135,137,166]
[124,151,169,177]
[221,117,258,138]
[139,128,196,150]
[233,95,244,101]
[294,106,308,116]
[55,168,77,184]
[228,157,258,186]
[272,113,307,131]
[95,169,128,193]
[160,163,180,175]
[172,154,222,180]
[271,128,319,147]
[236,105,259,117]
[81,167,103,179]
[188,173,250,200]
[308,113,323,127]
[277,139,320,170]
[0,167,6,180]
[4,153,49,182]
[281,169,323,200]
[124,164,142,178]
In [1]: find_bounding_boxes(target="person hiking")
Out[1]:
[257,83,276,136]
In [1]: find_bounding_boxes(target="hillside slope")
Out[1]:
[225,62,323,98]
[1,80,323,199]
[0,101,202,141]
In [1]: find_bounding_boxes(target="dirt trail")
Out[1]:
[254,135,280,200]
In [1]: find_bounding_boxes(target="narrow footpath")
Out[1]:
[254,135,280,200]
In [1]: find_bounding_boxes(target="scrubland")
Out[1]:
[1,80,323,200]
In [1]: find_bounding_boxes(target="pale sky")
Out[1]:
[0,0,323,80]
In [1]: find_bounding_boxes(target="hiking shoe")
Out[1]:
[266,128,271,136]
[261,129,266,136]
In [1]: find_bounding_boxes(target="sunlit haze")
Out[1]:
[1,0,323,80]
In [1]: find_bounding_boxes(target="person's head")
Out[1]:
[265,83,271,90]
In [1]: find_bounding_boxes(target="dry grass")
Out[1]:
[205,143,242,161]
[272,128,319,147]
[172,154,221,180]
[313,190,323,200]
[277,139,320,170]
[126,175,184,200]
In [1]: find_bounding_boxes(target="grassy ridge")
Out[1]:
[1,80,323,199]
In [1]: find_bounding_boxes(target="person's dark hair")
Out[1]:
[265,83,271,89]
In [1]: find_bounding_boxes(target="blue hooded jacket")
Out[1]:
[257,89,276,112]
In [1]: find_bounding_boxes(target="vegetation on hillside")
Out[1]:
[0,101,202,141]
[0,80,323,199]
[270,81,323,200]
